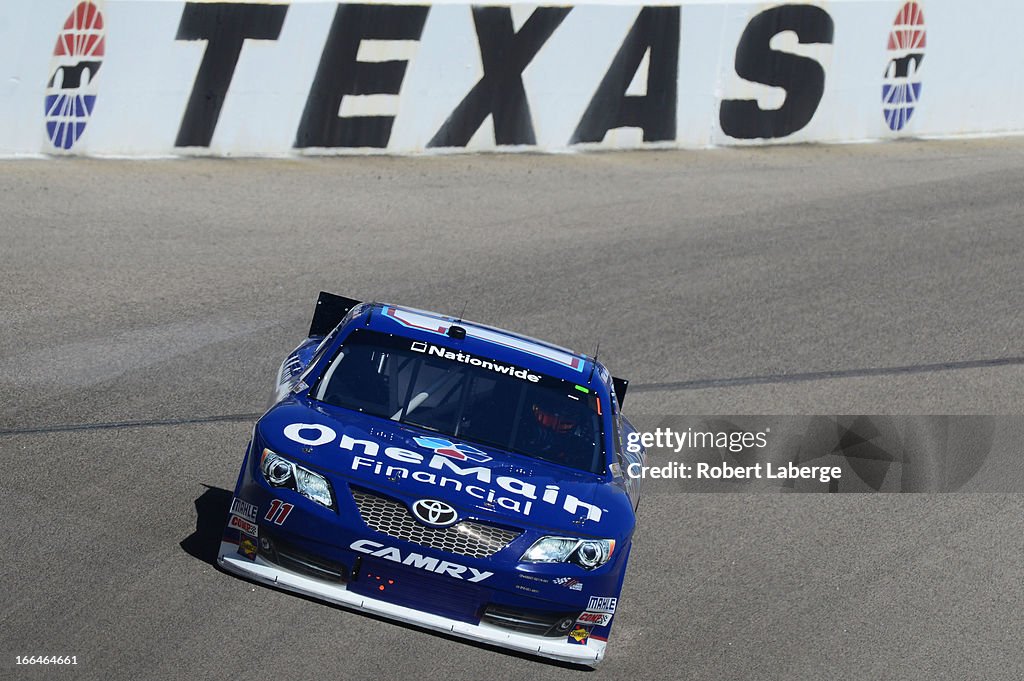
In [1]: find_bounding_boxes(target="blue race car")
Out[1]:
[218,293,646,666]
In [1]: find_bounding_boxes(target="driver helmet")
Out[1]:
[531,403,578,434]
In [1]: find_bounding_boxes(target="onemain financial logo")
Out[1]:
[281,424,605,522]
[410,341,541,382]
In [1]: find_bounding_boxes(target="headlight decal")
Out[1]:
[520,536,615,570]
[259,448,337,511]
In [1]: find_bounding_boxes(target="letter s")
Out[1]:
[720,5,834,139]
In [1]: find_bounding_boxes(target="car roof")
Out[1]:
[350,302,602,388]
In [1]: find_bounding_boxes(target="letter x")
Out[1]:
[429,7,571,147]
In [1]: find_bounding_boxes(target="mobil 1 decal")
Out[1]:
[429,7,572,148]
[295,4,429,149]
[571,7,679,145]
[719,4,834,140]
[883,2,926,131]
[45,1,105,151]
[175,3,287,147]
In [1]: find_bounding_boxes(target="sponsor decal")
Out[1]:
[410,499,459,527]
[410,341,541,383]
[587,596,617,614]
[381,307,584,372]
[283,423,337,447]
[350,540,493,582]
[238,537,257,560]
[230,497,258,523]
[553,577,584,591]
[883,1,926,131]
[521,574,551,584]
[284,426,607,523]
[576,611,613,627]
[567,625,591,645]
[412,436,492,463]
[264,499,294,525]
[229,514,258,537]
[45,1,105,150]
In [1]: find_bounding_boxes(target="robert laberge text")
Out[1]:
[627,461,842,483]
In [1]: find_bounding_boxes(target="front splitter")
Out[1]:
[218,541,605,666]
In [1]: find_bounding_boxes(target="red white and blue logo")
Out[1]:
[413,437,493,463]
[882,2,925,132]
[45,1,105,150]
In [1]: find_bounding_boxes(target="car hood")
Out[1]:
[255,398,633,536]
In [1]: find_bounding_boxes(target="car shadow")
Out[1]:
[179,484,233,567]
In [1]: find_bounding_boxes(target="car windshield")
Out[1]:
[310,329,606,474]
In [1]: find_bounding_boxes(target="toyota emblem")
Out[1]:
[411,499,458,527]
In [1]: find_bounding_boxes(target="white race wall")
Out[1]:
[1,0,1020,156]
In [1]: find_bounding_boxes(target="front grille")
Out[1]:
[351,487,521,559]
[482,605,580,637]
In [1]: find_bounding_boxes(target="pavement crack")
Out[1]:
[0,412,263,437]
[4,354,1022,435]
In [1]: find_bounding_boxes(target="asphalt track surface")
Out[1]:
[3,139,1024,680]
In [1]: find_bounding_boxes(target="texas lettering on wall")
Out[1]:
[29,1,935,154]
[170,2,845,151]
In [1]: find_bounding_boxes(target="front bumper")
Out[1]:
[218,540,605,666]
